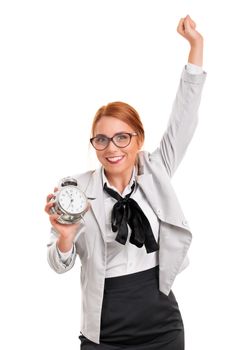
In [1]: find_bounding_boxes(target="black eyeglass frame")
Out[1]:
[90,132,138,150]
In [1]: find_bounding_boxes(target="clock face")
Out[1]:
[58,186,87,215]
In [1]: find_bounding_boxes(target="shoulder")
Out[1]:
[71,169,96,187]
[137,148,169,178]
[138,148,162,166]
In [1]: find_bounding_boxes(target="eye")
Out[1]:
[115,133,129,142]
[116,133,128,140]
[95,135,108,144]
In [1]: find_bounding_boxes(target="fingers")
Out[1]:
[45,187,58,213]
[49,213,60,226]
[177,15,196,35]
[183,16,192,33]
[186,15,196,27]
[46,193,54,203]
[44,200,55,214]
[46,188,58,203]
[45,193,55,213]
[45,191,56,214]
[177,17,185,34]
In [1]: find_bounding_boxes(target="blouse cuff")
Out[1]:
[57,244,74,262]
[186,62,203,75]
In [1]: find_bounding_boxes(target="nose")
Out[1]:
[105,139,119,151]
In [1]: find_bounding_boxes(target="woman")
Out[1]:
[45,15,207,350]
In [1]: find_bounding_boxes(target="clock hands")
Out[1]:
[65,190,75,211]
[63,188,84,213]
[66,190,72,199]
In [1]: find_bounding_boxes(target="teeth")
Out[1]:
[107,156,123,162]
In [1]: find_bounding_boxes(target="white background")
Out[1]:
[1,0,233,349]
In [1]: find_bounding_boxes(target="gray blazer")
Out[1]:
[47,65,207,344]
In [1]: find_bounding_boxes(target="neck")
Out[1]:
[104,167,134,193]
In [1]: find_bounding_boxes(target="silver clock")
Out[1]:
[49,177,88,224]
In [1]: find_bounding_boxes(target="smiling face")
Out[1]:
[93,116,143,180]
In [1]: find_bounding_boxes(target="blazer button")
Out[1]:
[157,209,161,214]
[182,219,188,226]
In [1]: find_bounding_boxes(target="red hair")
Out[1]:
[91,101,145,144]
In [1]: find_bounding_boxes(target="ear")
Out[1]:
[137,139,144,150]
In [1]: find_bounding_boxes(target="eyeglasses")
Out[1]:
[90,132,138,150]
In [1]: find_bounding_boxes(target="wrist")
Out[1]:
[188,41,203,67]
[189,36,204,49]
[57,236,73,253]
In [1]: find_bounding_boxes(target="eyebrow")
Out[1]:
[94,132,130,137]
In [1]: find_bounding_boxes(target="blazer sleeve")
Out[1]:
[47,227,78,274]
[151,65,207,178]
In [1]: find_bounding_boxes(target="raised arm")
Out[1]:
[154,15,207,177]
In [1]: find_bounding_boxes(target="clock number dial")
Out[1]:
[58,187,87,215]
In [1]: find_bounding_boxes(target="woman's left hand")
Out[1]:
[177,15,203,46]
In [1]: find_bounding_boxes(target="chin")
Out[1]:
[105,165,124,174]
[106,163,133,175]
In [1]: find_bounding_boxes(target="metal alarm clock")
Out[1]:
[49,176,89,224]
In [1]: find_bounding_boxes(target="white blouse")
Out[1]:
[102,167,160,277]
[57,62,203,277]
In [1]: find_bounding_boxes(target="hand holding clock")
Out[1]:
[44,185,90,253]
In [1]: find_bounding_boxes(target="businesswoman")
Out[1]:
[45,15,207,349]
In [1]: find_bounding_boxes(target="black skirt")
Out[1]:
[79,265,184,349]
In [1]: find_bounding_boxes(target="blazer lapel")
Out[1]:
[84,167,106,243]
[136,173,161,219]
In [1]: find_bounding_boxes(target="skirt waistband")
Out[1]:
[104,265,159,290]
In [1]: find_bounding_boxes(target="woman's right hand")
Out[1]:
[44,187,85,250]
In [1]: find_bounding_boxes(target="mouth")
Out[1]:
[105,155,125,164]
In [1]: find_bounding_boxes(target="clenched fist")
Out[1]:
[177,15,203,46]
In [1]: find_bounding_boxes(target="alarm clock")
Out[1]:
[49,176,88,224]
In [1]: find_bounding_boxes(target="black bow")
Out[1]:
[103,182,159,253]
